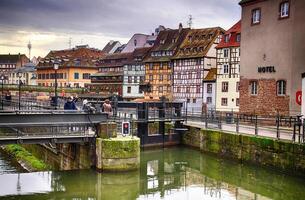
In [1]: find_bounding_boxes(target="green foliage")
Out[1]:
[3,85,82,93]
[4,144,49,171]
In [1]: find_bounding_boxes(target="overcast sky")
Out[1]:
[0,0,241,58]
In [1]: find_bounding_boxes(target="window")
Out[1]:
[140,76,145,83]
[224,49,229,58]
[196,85,200,93]
[187,98,190,103]
[252,8,261,25]
[186,87,190,93]
[193,98,196,103]
[223,65,229,74]
[236,82,240,92]
[221,98,228,106]
[149,75,153,81]
[207,97,212,104]
[177,87,181,93]
[224,34,229,43]
[127,87,131,94]
[280,1,289,18]
[83,73,90,79]
[236,34,241,42]
[250,81,258,95]
[134,76,138,83]
[236,98,240,106]
[159,75,163,81]
[128,65,132,71]
[159,86,163,93]
[74,73,79,79]
[207,84,212,93]
[128,76,132,83]
[277,80,286,96]
[149,63,153,70]
[222,82,229,92]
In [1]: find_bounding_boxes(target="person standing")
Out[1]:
[64,96,77,110]
[102,99,113,116]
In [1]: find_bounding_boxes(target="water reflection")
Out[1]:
[0,147,305,200]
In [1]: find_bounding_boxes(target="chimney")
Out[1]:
[179,23,183,32]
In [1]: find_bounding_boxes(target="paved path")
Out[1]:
[184,120,302,142]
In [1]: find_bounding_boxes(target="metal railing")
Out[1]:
[183,109,304,143]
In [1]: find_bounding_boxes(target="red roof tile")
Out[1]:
[216,21,241,49]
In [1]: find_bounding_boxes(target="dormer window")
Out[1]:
[224,35,230,43]
[134,39,137,46]
[160,39,165,44]
[236,34,241,42]
[252,8,261,25]
[279,1,289,19]
[188,36,192,42]
[172,38,177,43]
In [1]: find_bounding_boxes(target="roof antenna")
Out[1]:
[27,41,32,61]
[68,37,72,49]
[187,15,193,29]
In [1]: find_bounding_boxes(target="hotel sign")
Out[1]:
[258,66,276,73]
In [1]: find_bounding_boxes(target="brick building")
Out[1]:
[239,0,305,116]
[37,45,104,88]
[0,54,29,83]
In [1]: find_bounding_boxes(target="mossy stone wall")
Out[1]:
[183,127,305,175]
[96,136,140,172]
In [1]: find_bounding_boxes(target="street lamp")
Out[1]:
[53,61,59,109]
[0,75,5,110]
[17,72,22,110]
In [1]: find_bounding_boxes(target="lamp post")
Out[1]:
[17,72,22,110]
[0,75,5,110]
[53,61,59,109]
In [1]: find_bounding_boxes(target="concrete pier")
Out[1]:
[96,136,140,172]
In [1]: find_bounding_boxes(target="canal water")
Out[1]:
[0,147,305,200]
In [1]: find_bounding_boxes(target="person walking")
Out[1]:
[64,96,77,110]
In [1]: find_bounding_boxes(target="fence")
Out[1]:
[184,108,304,143]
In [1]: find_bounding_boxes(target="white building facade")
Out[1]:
[215,21,241,113]
[8,63,36,85]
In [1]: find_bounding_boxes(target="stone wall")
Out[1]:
[183,127,305,175]
[23,143,95,171]
[239,78,290,116]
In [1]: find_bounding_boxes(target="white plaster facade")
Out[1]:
[122,64,145,99]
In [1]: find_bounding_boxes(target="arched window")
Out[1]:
[277,80,286,96]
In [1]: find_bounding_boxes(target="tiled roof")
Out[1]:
[102,41,121,53]
[173,27,225,59]
[127,47,152,64]
[239,0,258,5]
[204,68,217,81]
[216,21,241,49]
[0,54,28,63]
[144,27,190,62]
[37,46,104,69]
[98,52,133,67]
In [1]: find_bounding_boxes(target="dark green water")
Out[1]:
[0,147,305,200]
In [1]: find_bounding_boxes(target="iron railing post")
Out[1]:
[236,114,239,133]
[276,114,280,139]
[255,115,258,135]
[218,112,222,129]
[205,108,208,129]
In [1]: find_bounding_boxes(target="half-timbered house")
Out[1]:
[215,21,241,113]
[143,24,189,100]
[172,27,224,113]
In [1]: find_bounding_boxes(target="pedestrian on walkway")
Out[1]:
[64,96,77,110]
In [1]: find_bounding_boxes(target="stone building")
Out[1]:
[122,47,151,100]
[172,27,223,112]
[143,24,189,100]
[89,52,133,96]
[8,63,36,85]
[215,21,241,113]
[0,54,29,83]
[37,45,104,88]
[239,0,305,116]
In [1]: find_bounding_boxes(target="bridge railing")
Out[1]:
[183,109,304,143]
